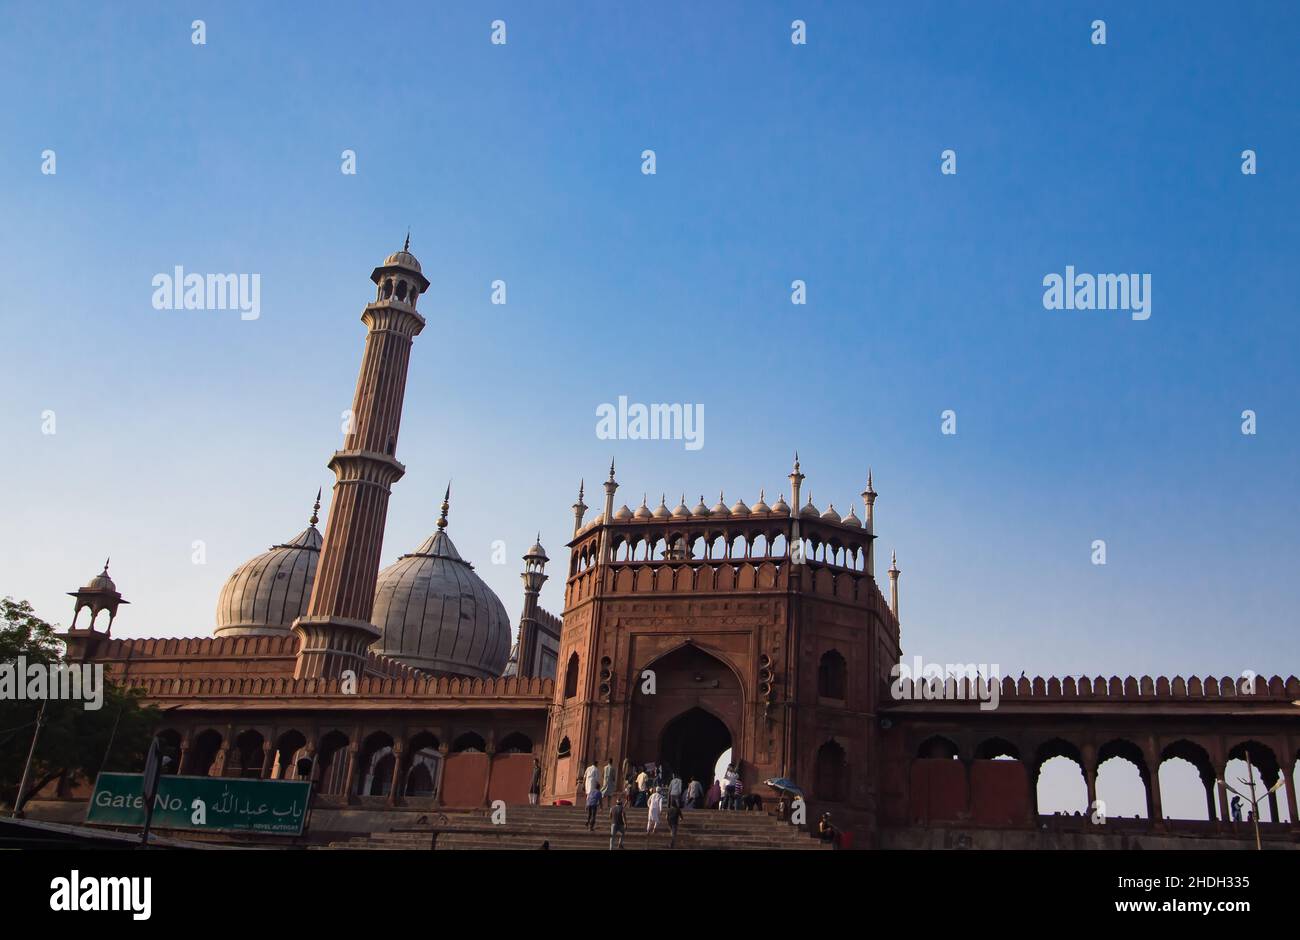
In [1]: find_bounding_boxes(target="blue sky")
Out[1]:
[2,1,1298,692]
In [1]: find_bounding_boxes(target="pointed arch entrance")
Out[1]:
[627,642,744,784]
[660,707,732,788]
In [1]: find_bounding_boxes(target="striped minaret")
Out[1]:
[293,240,429,679]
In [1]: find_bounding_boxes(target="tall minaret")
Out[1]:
[788,452,805,561]
[517,535,550,677]
[888,550,900,622]
[571,480,588,536]
[293,241,429,679]
[861,469,877,578]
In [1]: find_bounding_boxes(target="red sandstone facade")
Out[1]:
[30,245,1300,848]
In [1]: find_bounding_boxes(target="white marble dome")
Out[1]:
[370,519,511,679]
[214,522,321,638]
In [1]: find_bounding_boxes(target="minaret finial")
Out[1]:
[310,487,322,527]
[609,457,616,480]
[437,482,451,530]
[578,479,585,500]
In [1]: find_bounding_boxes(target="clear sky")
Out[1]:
[2,0,1298,699]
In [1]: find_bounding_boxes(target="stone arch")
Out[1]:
[1033,738,1087,815]
[1158,739,1217,821]
[916,734,960,760]
[357,731,395,796]
[974,737,1021,761]
[272,729,308,780]
[452,731,486,753]
[498,732,534,754]
[315,730,351,795]
[1095,738,1149,819]
[628,642,745,777]
[405,732,442,798]
[1226,740,1287,823]
[564,652,579,698]
[190,728,223,777]
[231,729,266,778]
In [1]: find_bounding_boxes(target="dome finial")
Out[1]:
[403,229,410,252]
[103,557,110,574]
[437,482,451,530]
[310,487,322,527]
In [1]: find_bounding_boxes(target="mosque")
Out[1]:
[31,243,1300,848]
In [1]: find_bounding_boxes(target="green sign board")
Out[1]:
[86,773,311,835]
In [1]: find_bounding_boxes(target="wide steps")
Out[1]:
[318,806,828,851]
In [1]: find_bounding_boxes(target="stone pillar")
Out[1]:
[211,747,229,778]
[1264,774,1281,824]
[1216,777,1231,826]
[1203,779,1218,822]
[1147,772,1164,827]
[260,744,276,780]
[1285,760,1299,830]
[482,746,496,808]
[388,746,405,806]
[435,743,449,808]
[343,746,360,800]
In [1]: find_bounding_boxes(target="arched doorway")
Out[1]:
[627,643,744,787]
[659,707,731,789]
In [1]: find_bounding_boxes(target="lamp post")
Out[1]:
[1217,748,1285,851]
[12,699,48,818]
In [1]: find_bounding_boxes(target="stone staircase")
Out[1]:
[318,804,829,850]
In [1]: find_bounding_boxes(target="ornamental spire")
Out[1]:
[437,482,451,530]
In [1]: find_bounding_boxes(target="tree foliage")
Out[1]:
[0,597,160,811]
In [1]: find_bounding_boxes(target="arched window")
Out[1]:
[452,732,487,753]
[191,729,223,776]
[315,730,351,795]
[564,652,579,698]
[232,729,266,778]
[557,736,571,758]
[498,732,534,754]
[357,731,396,796]
[273,730,307,780]
[817,650,847,700]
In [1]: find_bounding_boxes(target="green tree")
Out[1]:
[0,597,160,812]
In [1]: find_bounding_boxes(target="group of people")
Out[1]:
[576,758,764,849]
